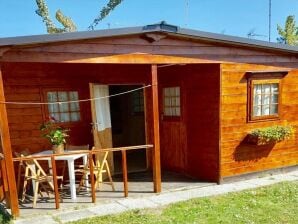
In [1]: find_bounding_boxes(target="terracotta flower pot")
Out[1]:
[52,144,64,154]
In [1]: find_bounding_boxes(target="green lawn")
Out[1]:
[69,181,298,224]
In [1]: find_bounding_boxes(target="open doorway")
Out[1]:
[109,85,147,174]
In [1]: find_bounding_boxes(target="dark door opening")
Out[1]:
[109,85,147,174]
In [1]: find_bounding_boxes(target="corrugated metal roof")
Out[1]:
[0,22,297,54]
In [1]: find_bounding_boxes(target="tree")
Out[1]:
[277,15,298,45]
[35,0,123,34]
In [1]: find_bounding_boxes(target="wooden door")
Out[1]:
[159,85,187,172]
[89,84,114,173]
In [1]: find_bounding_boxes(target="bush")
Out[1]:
[249,125,295,145]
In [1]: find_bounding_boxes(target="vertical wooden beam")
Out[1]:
[0,66,19,217]
[121,150,128,197]
[89,151,96,203]
[50,156,60,209]
[151,64,161,193]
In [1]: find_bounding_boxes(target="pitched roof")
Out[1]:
[0,22,298,54]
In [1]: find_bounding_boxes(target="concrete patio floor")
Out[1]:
[15,171,214,219]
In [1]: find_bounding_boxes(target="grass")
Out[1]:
[69,181,298,224]
[0,204,12,224]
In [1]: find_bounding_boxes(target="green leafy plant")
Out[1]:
[40,117,69,146]
[249,125,295,145]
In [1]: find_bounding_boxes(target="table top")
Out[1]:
[32,150,87,161]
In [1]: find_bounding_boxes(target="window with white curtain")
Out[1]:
[163,87,181,117]
[253,83,279,117]
[47,91,81,122]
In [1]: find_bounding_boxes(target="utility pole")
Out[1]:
[185,0,189,27]
[269,0,272,42]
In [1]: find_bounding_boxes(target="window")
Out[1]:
[47,91,81,122]
[247,72,287,121]
[163,87,181,117]
[132,90,144,113]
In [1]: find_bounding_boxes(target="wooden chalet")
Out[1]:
[0,22,298,217]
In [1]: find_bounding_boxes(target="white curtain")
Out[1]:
[93,85,111,131]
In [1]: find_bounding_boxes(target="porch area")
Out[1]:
[0,60,220,218]
[15,170,214,219]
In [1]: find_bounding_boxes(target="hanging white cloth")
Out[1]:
[93,85,112,131]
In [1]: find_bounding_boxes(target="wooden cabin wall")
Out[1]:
[158,64,220,181]
[184,65,220,181]
[220,63,298,178]
[1,62,150,155]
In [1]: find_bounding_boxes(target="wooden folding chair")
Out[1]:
[21,156,63,208]
[77,147,115,192]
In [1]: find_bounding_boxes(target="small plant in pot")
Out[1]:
[40,117,69,154]
[248,124,295,145]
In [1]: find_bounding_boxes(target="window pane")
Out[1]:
[59,102,69,113]
[254,85,262,94]
[176,107,181,116]
[50,113,60,121]
[263,94,270,105]
[60,113,70,122]
[176,97,180,106]
[171,97,176,107]
[270,104,278,114]
[70,112,80,121]
[271,94,278,104]
[70,102,80,111]
[262,84,271,94]
[47,92,57,102]
[48,104,58,113]
[254,94,262,106]
[58,92,68,102]
[272,84,279,93]
[164,97,171,106]
[69,91,79,100]
[164,107,170,116]
[253,106,261,116]
[262,105,270,115]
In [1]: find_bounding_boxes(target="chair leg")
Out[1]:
[77,173,86,192]
[21,168,29,201]
[105,162,115,191]
[16,162,22,197]
[33,181,39,208]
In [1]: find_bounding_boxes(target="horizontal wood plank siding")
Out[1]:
[2,62,150,155]
[220,63,298,177]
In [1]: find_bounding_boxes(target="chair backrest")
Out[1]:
[66,144,89,151]
[22,155,54,190]
[91,146,109,169]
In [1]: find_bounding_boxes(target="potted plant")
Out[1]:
[40,117,69,154]
[247,124,294,145]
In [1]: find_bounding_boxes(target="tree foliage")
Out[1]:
[35,0,123,34]
[277,15,298,45]
[89,0,123,30]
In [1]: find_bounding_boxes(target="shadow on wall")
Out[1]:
[233,136,275,161]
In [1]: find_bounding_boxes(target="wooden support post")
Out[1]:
[121,150,128,197]
[151,64,161,193]
[50,156,60,209]
[0,159,10,205]
[0,67,19,217]
[89,152,96,203]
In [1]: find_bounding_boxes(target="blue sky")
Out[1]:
[0,0,297,42]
